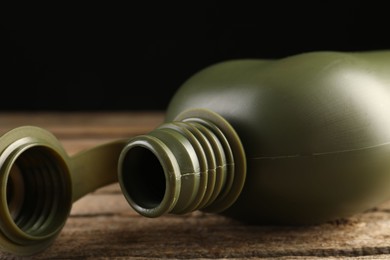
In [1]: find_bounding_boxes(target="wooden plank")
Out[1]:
[0,111,165,138]
[11,183,390,259]
[1,112,390,259]
[0,111,165,155]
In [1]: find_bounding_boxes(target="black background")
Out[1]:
[1,2,389,111]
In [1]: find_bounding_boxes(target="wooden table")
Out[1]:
[1,112,390,259]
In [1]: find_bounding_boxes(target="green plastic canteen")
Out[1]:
[0,126,127,256]
[118,50,390,226]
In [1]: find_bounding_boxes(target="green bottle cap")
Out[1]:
[0,126,127,256]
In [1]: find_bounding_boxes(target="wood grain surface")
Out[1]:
[1,112,390,260]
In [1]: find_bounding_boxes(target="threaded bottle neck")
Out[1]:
[119,109,246,218]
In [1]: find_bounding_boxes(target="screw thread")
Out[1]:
[119,109,246,217]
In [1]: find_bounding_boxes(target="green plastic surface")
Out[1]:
[121,50,390,225]
[0,126,127,256]
[119,109,247,217]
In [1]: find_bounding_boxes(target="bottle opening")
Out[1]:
[121,146,166,209]
[118,109,247,218]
